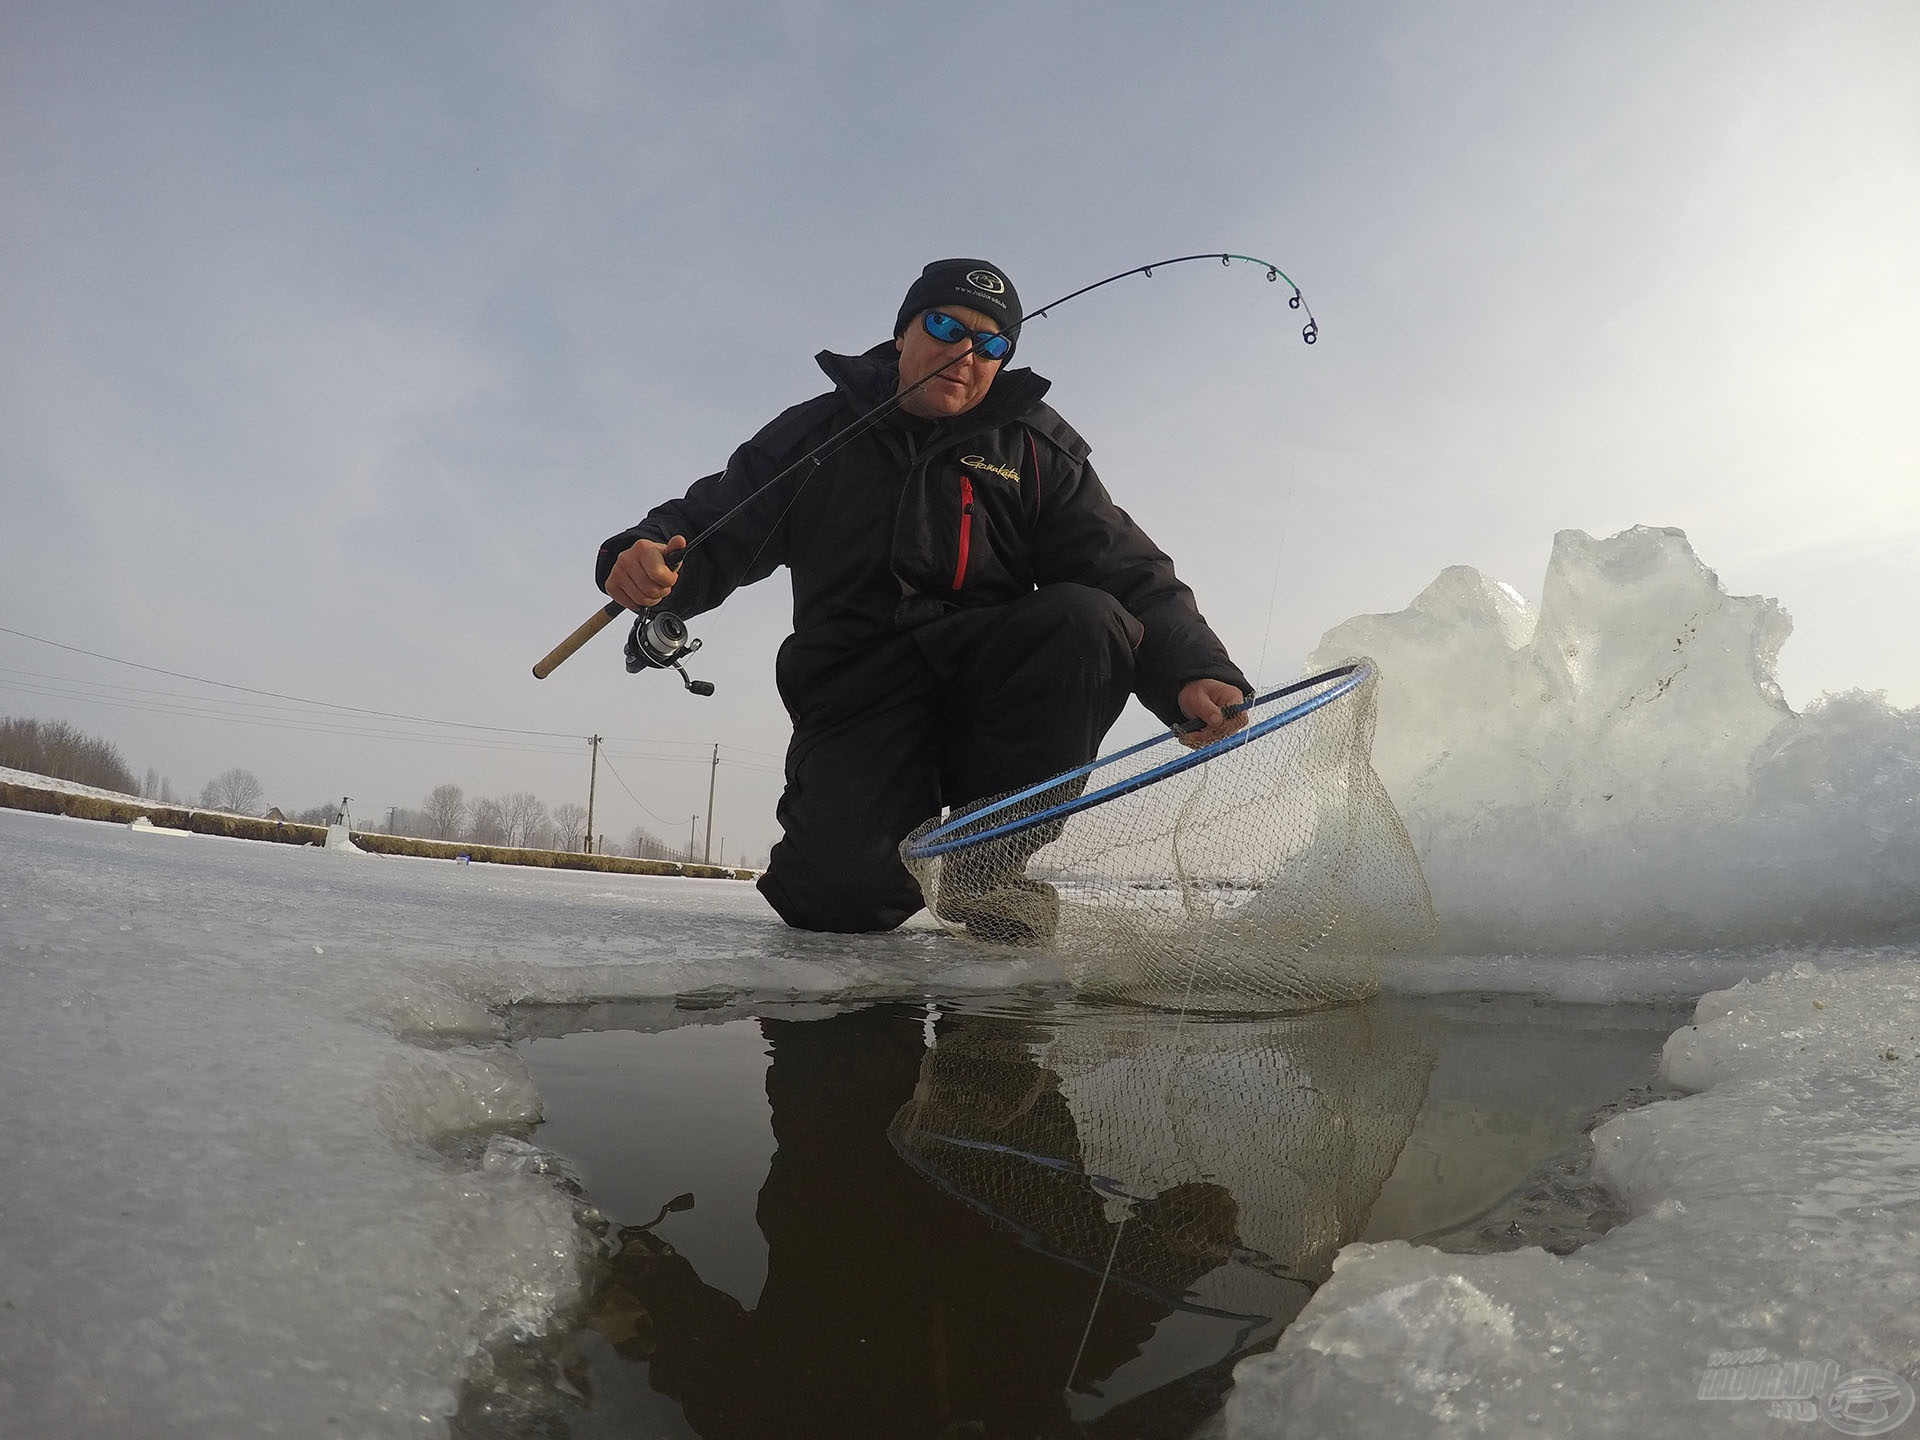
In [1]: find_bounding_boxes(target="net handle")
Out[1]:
[903,662,1369,861]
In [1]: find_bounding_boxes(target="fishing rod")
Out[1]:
[530,252,1317,684]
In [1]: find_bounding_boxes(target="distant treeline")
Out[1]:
[0,715,755,866]
[4,713,199,807]
[0,717,138,794]
[405,783,736,863]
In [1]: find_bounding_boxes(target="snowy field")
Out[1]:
[3,805,1915,1437]
[0,764,182,805]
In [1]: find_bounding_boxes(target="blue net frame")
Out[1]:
[900,657,1434,1011]
[903,664,1370,862]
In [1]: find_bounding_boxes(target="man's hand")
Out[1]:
[605,535,686,611]
[1176,678,1249,749]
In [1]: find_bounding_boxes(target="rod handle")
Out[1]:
[533,601,623,679]
[533,542,686,679]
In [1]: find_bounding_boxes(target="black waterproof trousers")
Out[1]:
[757,584,1138,933]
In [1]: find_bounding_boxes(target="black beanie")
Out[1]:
[894,259,1023,357]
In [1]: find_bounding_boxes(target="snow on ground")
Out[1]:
[1225,959,1920,1437]
[0,763,170,805]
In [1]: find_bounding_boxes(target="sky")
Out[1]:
[3,1,1917,863]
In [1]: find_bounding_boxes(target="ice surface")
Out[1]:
[1314,527,1920,953]
[1224,959,1920,1438]
[0,809,1068,1437]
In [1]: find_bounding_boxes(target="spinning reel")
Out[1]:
[624,608,715,695]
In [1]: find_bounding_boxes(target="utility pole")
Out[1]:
[688,814,699,861]
[584,735,602,854]
[703,744,718,865]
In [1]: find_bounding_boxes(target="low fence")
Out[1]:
[0,779,756,881]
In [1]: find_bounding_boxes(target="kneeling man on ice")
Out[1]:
[596,259,1247,938]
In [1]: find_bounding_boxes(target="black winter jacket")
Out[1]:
[597,344,1249,728]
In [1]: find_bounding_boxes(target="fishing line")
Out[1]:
[532,251,1316,680]
[1062,903,1214,1395]
[928,687,1382,1397]
[1066,1221,1131,1394]
[1252,470,1294,688]
[677,253,1316,566]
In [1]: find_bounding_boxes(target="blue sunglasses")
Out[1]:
[922,309,1014,361]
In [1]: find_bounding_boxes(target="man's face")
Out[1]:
[894,305,1004,418]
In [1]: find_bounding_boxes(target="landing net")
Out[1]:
[901,660,1434,1012]
[884,1004,1439,1373]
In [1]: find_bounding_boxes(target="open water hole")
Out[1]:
[458,990,1692,1439]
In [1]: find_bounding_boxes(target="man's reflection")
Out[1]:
[590,1002,1431,1438]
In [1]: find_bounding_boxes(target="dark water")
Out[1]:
[456,992,1689,1439]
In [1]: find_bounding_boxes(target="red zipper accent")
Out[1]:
[1025,429,1041,519]
[952,474,974,590]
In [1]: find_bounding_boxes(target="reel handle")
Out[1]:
[530,541,687,680]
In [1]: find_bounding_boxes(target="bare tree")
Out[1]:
[200,767,265,815]
[499,791,548,848]
[422,784,467,840]
[467,797,508,846]
[625,823,681,860]
[551,803,588,851]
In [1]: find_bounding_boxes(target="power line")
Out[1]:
[0,625,788,772]
[0,625,587,740]
[0,675,584,756]
[598,742,783,777]
[596,732,788,763]
[596,749,696,830]
[0,666,576,740]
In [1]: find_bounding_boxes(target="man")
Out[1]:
[598,258,1249,935]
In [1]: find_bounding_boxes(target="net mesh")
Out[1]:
[885,1004,1438,1351]
[902,660,1435,1012]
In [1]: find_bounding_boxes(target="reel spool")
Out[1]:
[624,609,715,696]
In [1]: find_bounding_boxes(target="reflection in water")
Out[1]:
[583,1002,1436,1438]
[891,1004,1438,1371]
